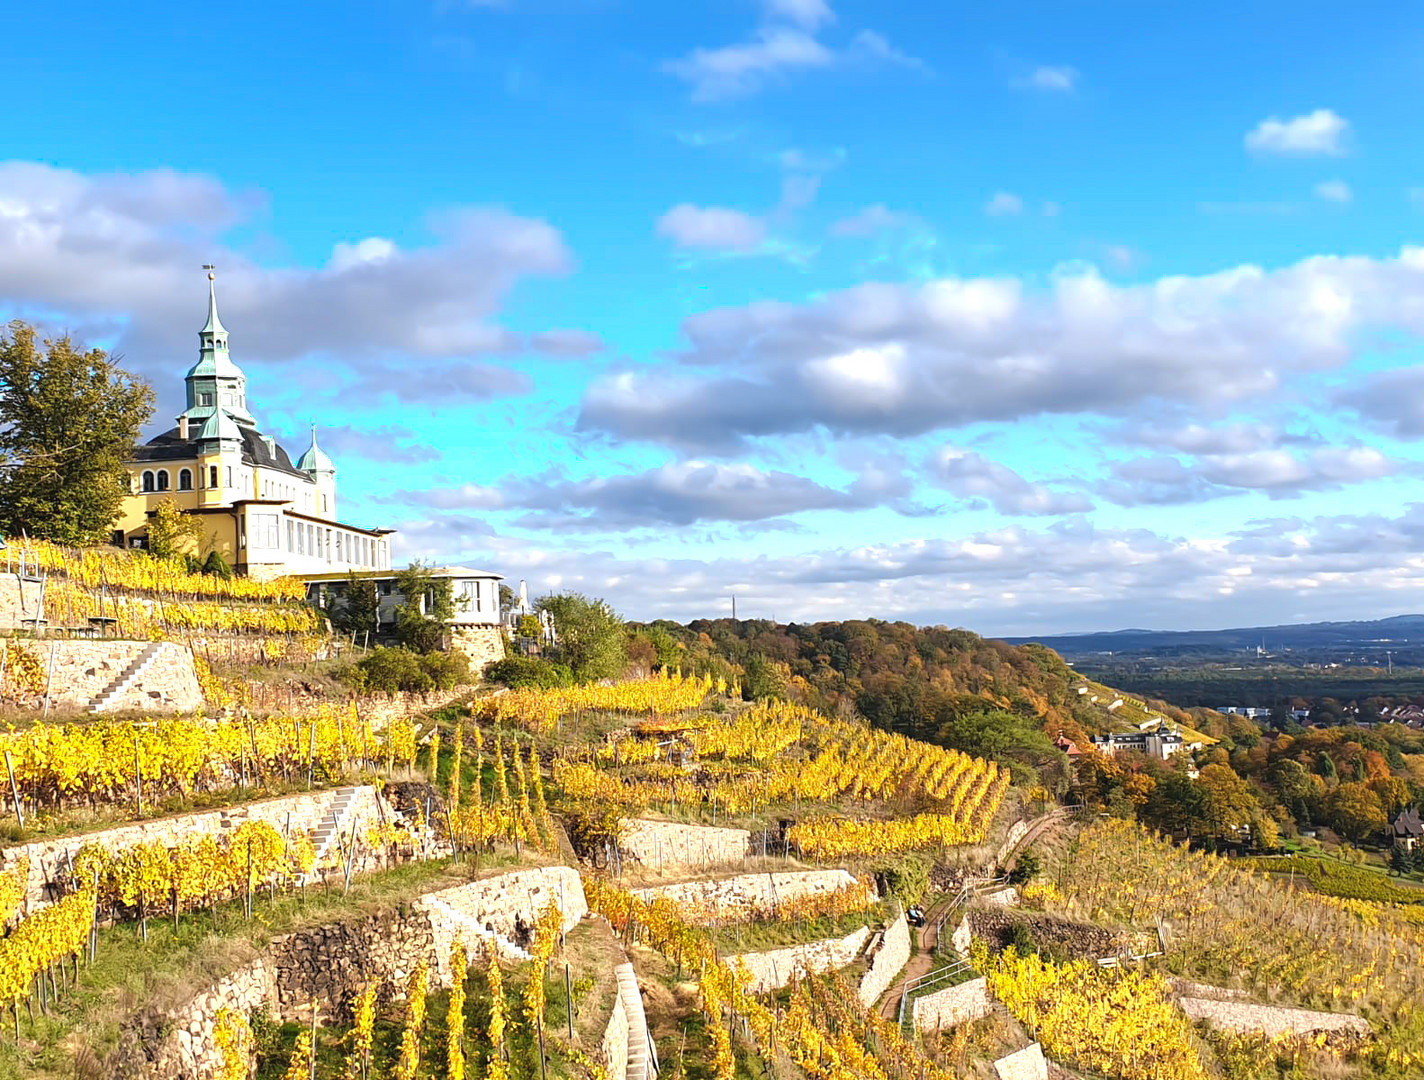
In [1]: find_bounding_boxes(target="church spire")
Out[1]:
[201,265,226,335]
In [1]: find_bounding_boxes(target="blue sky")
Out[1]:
[4,0,1424,634]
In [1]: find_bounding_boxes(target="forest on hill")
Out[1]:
[626,617,1233,793]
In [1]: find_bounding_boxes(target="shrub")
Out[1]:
[875,854,930,906]
[418,649,470,691]
[345,647,430,694]
[1008,850,1041,886]
[484,655,574,689]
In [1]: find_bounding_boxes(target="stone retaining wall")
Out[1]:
[0,786,386,907]
[1176,996,1371,1039]
[2,639,203,713]
[913,976,994,1034]
[857,908,910,1008]
[119,866,590,1079]
[448,626,506,672]
[599,992,630,1080]
[631,869,867,920]
[994,1043,1048,1080]
[619,819,751,871]
[729,926,872,994]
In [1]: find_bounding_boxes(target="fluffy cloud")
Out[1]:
[389,505,1424,634]
[398,459,915,531]
[1102,447,1395,505]
[528,329,605,357]
[578,248,1424,452]
[0,162,573,416]
[1315,179,1352,203]
[1245,109,1350,156]
[931,448,1093,515]
[662,2,921,101]
[1336,366,1424,438]
[271,423,442,465]
[657,204,768,251]
[984,192,1024,216]
[1014,65,1077,92]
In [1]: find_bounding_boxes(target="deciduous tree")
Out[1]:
[0,322,154,543]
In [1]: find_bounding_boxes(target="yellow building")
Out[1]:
[114,271,395,578]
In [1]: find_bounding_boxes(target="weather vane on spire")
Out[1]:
[203,263,216,281]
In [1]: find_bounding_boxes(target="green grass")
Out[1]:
[707,901,891,953]
[1242,853,1424,905]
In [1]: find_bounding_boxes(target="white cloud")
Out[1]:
[1015,65,1077,92]
[985,191,1024,216]
[1245,109,1350,156]
[329,237,397,270]
[391,504,1424,635]
[663,4,922,101]
[0,162,573,416]
[763,0,834,30]
[932,448,1093,515]
[1314,179,1352,203]
[830,204,913,237]
[578,247,1424,451]
[656,204,768,251]
[663,29,834,102]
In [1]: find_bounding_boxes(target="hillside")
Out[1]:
[634,617,1223,786]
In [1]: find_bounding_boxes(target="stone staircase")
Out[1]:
[300,787,363,880]
[615,961,657,1080]
[88,642,163,713]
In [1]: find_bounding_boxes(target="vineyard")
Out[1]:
[1057,818,1424,1075]
[554,699,1008,859]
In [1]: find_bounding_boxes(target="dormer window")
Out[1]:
[200,392,214,406]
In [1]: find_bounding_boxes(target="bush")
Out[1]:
[1007,850,1041,886]
[875,854,930,906]
[484,655,574,689]
[418,649,470,690]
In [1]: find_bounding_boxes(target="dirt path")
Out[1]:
[878,892,956,1018]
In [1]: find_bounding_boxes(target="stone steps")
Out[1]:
[88,641,163,713]
[298,787,361,883]
[616,961,656,1080]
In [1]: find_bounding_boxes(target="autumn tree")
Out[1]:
[1328,781,1388,844]
[537,591,626,682]
[0,322,154,543]
[394,560,454,653]
[147,497,207,561]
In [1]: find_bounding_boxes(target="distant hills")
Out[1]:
[1002,614,1424,661]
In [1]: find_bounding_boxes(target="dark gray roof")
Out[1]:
[1393,807,1423,838]
[132,424,310,481]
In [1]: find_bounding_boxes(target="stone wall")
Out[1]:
[730,926,872,994]
[2,639,203,713]
[631,869,868,921]
[121,958,276,1080]
[995,819,1030,866]
[120,866,592,1080]
[599,992,630,1080]
[913,977,994,1034]
[857,908,910,1008]
[1,786,385,906]
[1176,996,1371,1039]
[620,818,751,871]
[994,1043,1048,1080]
[448,626,506,671]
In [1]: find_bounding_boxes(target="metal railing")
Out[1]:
[897,955,975,1030]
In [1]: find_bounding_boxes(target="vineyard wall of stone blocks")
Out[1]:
[598,984,630,1080]
[619,818,752,872]
[630,868,866,920]
[856,907,910,1008]
[1,785,386,906]
[117,865,591,1080]
[2,639,203,713]
[729,925,872,994]
[913,976,994,1034]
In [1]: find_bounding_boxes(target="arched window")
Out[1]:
[141,471,155,493]
[156,470,170,492]
[178,468,193,491]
